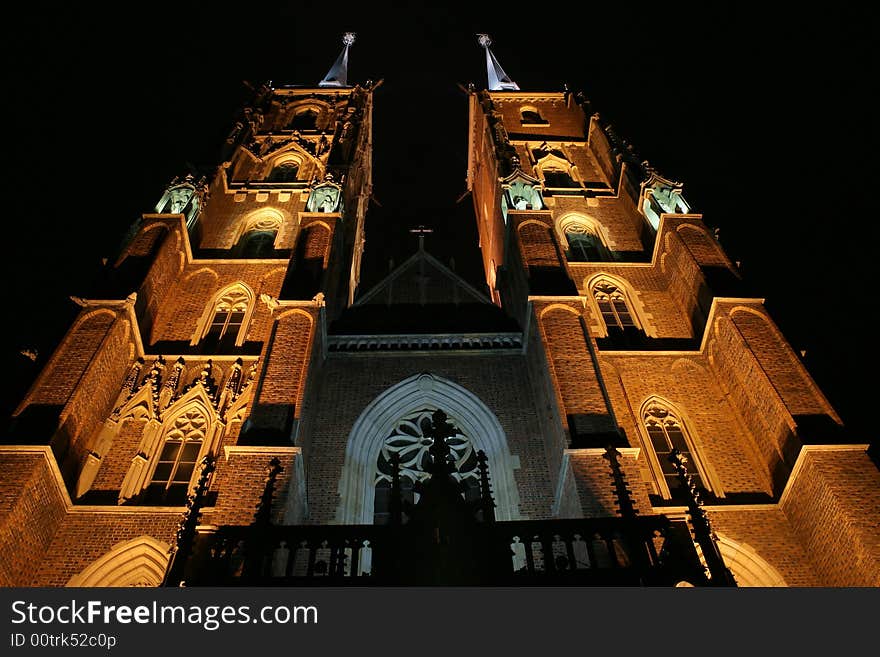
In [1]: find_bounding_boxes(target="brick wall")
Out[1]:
[492,95,585,140]
[304,353,554,523]
[54,312,134,485]
[534,301,614,426]
[249,307,316,437]
[516,219,561,270]
[32,511,179,586]
[149,263,285,344]
[522,305,568,496]
[0,451,66,586]
[707,308,795,486]
[198,191,304,251]
[730,307,837,418]
[552,195,645,254]
[707,507,821,586]
[602,353,773,498]
[567,449,653,517]
[204,448,298,526]
[17,309,116,411]
[90,417,147,494]
[780,447,880,586]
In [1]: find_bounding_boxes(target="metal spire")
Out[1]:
[476,34,520,91]
[319,32,356,88]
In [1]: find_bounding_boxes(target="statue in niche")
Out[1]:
[307,179,341,213]
[506,179,543,211]
[167,187,193,214]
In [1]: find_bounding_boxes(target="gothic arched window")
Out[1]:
[372,409,480,525]
[542,170,578,188]
[565,225,605,262]
[200,286,252,347]
[520,106,548,125]
[268,160,300,182]
[145,408,207,504]
[237,230,278,258]
[592,280,637,331]
[642,401,711,498]
[288,109,318,131]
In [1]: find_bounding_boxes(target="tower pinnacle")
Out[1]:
[476,34,520,91]
[319,32,356,88]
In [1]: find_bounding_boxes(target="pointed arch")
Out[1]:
[520,105,548,125]
[636,395,723,499]
[142,397,213,504]
[118,391,221,505]
[534,152,580,189]
[714,533,788,587]
[337,373,522,524]
[285,100,331,131]
[190,281,256,347]
[266,153,302,182]
[232,208,287,256]
[557,212,613,261]
[585,273,652,337]
[66,536,171,587]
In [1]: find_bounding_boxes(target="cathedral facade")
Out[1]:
[1,36,877,587]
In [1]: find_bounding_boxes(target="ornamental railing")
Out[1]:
[181,514,708,587]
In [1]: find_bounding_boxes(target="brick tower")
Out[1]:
[1,34,876,587]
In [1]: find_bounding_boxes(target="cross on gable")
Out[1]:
[409,225,434,251]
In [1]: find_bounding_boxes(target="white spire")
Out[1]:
[477,34,520,91]
[319,32,356,88]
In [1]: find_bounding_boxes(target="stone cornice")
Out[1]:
[327,332,524,353]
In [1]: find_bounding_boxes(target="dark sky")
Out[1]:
[0,4,874,450]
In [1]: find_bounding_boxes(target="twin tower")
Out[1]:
[1,35,877,587]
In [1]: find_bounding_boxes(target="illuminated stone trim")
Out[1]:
[327,332,523,353]
[584,272,655,338]
[66,536,171,588]
[231,208,288,250]
[190,282,256,347]
[337,373,522,523]
[556,212,616,259]
[635,395,724,500]
[714,533,788,587]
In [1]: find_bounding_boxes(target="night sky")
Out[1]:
[0,4,874,452]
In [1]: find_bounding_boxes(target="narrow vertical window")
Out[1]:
[288,109,318,131]
[237,230,278,258]
[268,161,299,182]
[565,226,604,261]
[145,408,206,504]
[643,402,706,497]
[592,280,636,330]
[204,289,250,345]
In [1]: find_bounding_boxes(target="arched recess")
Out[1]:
[714,533,787,587]
[66,536,171,587]
[266,154,302,182]
[556,212,613,261]
[190,281,256,347]
[118,390,222,504]
[636,395,724,499]
[232,208,287,254]
[584,272,655,337]
[729,305,832,417]
[517,219,558,267]
[337,373,522,524]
